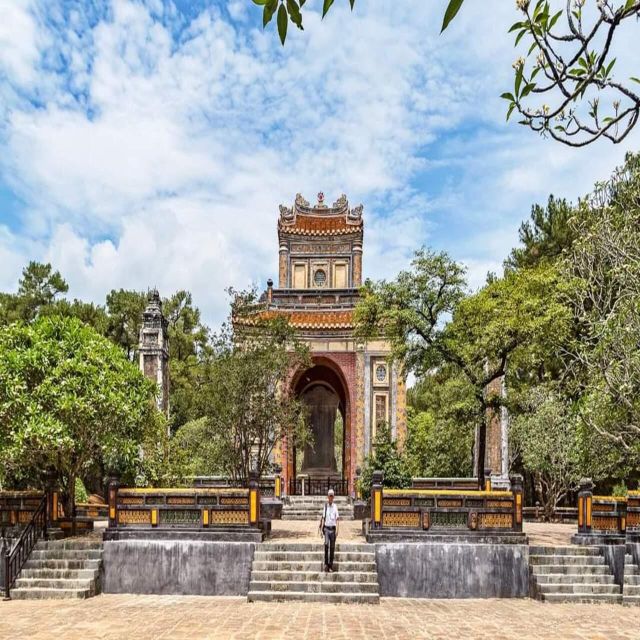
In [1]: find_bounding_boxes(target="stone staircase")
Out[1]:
[623,552,640,605]
[282,496,354,521]
[247,542,379,603]
[530,545,622,604]
[10,538,103,599]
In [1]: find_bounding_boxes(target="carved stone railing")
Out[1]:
[575,479,627,542]
[628,490,640,539]
[107,480,261,532]
[369,471,523,536]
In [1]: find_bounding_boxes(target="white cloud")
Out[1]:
[0,0,638,327]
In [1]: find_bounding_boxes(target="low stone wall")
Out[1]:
[375,542,529,598]
[102,539,256,596]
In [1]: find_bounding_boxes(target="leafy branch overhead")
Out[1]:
[502,0,640,146]
[253,0,465,45]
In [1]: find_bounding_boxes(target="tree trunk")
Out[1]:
[476,409,487,489]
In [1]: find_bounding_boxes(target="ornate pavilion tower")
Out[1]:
[258,193,407,494]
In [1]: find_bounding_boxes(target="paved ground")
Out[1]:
[2,594,638,640]
[269,520,576,546]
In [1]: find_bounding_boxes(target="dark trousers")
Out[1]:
[324,526,336,568]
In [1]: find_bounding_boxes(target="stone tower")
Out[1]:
[239,193,407,494]
[139,289,169,417]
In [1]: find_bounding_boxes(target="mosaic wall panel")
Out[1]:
[118,510,151,525]
[197,497,218,505]
[383,498,411,507]
[219,497,249,506]
[486,500,512,508]
[119,497,145,505]
[159,509,200,526]
[437,499,463,508]
[382,511,420,528]
[466,499,484,508]
[166,497,196,505]
[430,511,467,529]
[211,510,248,525]
[593,503,615,512]
[18,510,34,523]
[414,498,435,507]
[592,515,619,531]
[627,512,640,528]
[478,513,513,529]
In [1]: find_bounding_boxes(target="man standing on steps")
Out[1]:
[319,488,339,572]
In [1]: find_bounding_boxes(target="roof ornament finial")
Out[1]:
[317,191,325,207]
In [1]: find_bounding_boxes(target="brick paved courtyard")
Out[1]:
[1,594,638,640]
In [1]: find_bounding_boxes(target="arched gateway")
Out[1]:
[247,192,408,495]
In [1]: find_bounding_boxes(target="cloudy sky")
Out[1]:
[1,0,638,327]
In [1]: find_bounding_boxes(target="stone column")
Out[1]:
[352,243,363,287]
[279,244,289,288]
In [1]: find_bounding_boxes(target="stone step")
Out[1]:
[624,575,640,585]
[36,540,102,550]
[249,580,379,594]
[539,592,622,604]
[282,515,355,521]
[249,570,378,583]
[9,587,92,600]
[623,595,640,605]
[259,543,372,552]
[252,561,376,572]
[530,555,605,566]
[624,565,639,575]
[253,551,375,562]
[532,564,609,575]
[623,584,640,595]
[29,549,102,560]
[529,545,601,556]
[14,578,95,591]
[534,573,614,585]
[24,559,101,571]
[247,590,379,604]
[20,568,99,580]
[537,583,620,595]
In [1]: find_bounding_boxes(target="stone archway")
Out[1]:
[288,357,352,492]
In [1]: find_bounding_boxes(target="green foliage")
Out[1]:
[75,477,89,503]
[105,289,147,360]
[612,482,628,498]
[505,196,578,271]
[194,289,311,481]
[510,384,583,518]
[358,423,411,499]
[254,0,463,45]
[405,366,476,477]
[0,262,68,325]
[0,315,157,511]
[171,417,227,478]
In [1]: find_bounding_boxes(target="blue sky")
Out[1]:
[1,0,638,327]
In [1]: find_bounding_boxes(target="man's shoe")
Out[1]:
[328,566,334,573]
[324,565,329,572]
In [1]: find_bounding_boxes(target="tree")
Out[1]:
[194,290,311,482]
[562,153,640,462]
[510,384,583,518]
[358,423,411,499]
[0,261,68,324]
[405,366,476,477]
[505,196,578,271]
[504,0,640,146]
[255,0,640,146]
[105,289,147,360]
[0,316,157,513]
[356,249,571,482]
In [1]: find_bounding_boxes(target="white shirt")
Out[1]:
[323,502,339,527]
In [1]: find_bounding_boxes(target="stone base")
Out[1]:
[374,541,529,598]
[102,539,256,595]
[366,529,527,544]
[572,533,626,546]
[103,527,265,543]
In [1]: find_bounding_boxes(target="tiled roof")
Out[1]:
[278,215,362,236]
[239,309,355,329]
